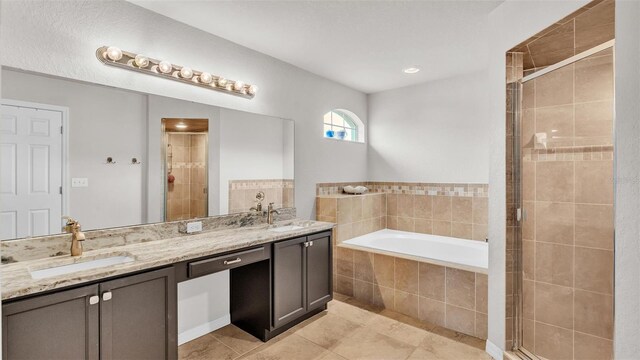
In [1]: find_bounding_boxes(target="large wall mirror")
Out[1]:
[0,68,294,240]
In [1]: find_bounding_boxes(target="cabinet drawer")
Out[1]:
[188,246,269,278]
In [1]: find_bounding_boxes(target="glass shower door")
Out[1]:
[515,47,614,360]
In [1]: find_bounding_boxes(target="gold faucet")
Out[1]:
[63,217,86,256]
[267,203,280,225]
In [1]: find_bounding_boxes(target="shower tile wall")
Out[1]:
[166,133,207,221]
[189,134,207,218]
[520,51,614,359]
[505,52,523,351]
[511,0,614,75]
[228,179,294,214]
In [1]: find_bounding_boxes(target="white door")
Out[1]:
[0,104,63,240]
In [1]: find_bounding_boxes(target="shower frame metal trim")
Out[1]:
[521,39,615,83]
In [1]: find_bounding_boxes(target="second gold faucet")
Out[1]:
[63,217,86,256]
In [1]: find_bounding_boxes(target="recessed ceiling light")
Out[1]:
[403,67,420,74]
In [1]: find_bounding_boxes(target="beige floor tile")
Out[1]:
[181,299,489,360]
[212,324,263,355]
[241,334,329,360]
[295,313,362,350]
[418,332,491,360]
[327,299,378,325]
[332,327,416,360]
[319,352,348,360]
[365,313,428,347]
[179,333,239,360]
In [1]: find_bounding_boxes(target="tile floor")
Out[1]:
[179,294,491,360]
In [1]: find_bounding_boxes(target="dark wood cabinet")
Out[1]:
[272,231,332,329]
[2,284,100,360]
[2,267,177,360]
[2,229,331,355]
[273,236,308,328]
[99,267,177,360]
[306,232,332,311]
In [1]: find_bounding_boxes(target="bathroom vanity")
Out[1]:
[0,221,333,360]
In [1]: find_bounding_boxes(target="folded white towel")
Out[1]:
[343,185,368,194]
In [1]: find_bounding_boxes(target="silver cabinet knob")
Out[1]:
[102,291,112,301]
[89,295,99,305]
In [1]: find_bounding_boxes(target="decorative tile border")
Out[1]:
[523,145,614,162]
[316,181,488,198]
[230,179,294,190]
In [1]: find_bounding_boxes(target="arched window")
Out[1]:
[323,109,364,143]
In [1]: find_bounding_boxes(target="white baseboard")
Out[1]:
[178,315,231,345]
[485,340,504,360]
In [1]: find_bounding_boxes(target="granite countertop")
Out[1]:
[1,219,334,301]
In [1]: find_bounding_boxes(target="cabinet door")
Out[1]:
[306,232,332,311]
[2,284,100,360]
[272,236,307,328]
[99,267,177,360]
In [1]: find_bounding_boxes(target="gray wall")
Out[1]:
[367,71,490,184]
[613,0,640,357]
[0,0,369,219]
[2,69,147,231]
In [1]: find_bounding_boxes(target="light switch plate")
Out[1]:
[71,178,89,187]
[186,221,203,234]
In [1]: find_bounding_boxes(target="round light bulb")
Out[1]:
[134,54,149,68]
[199,72,213,84]
[106,46,123,61]
[233,81,245,91]
[158,61,173,74]
[247,85,258,95]
[179,67,193,79]
[217,77,228,87]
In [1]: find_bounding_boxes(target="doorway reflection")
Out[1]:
[163,118,208,222]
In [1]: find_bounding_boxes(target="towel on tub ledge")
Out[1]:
[343,185,368,194]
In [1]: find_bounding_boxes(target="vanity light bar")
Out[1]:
[96,46,258,99]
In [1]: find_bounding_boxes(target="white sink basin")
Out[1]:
[269,225,305,233]
[30,255,135,279]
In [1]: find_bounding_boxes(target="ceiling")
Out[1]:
[130,1,503,94]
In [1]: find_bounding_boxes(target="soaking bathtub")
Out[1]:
[339,229,488,274]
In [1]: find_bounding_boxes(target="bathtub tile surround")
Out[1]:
[1,208,297,264]
[331,249,488,340]
[228,179,294,213]
[317,183,489,340]
[317,181,488,197]
[317,181,489,242]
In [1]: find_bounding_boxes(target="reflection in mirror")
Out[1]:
[163,118,209,222]
[0,68,294,240]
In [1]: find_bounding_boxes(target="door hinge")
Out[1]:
[60,126,63,134]
[59,186,63,195]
